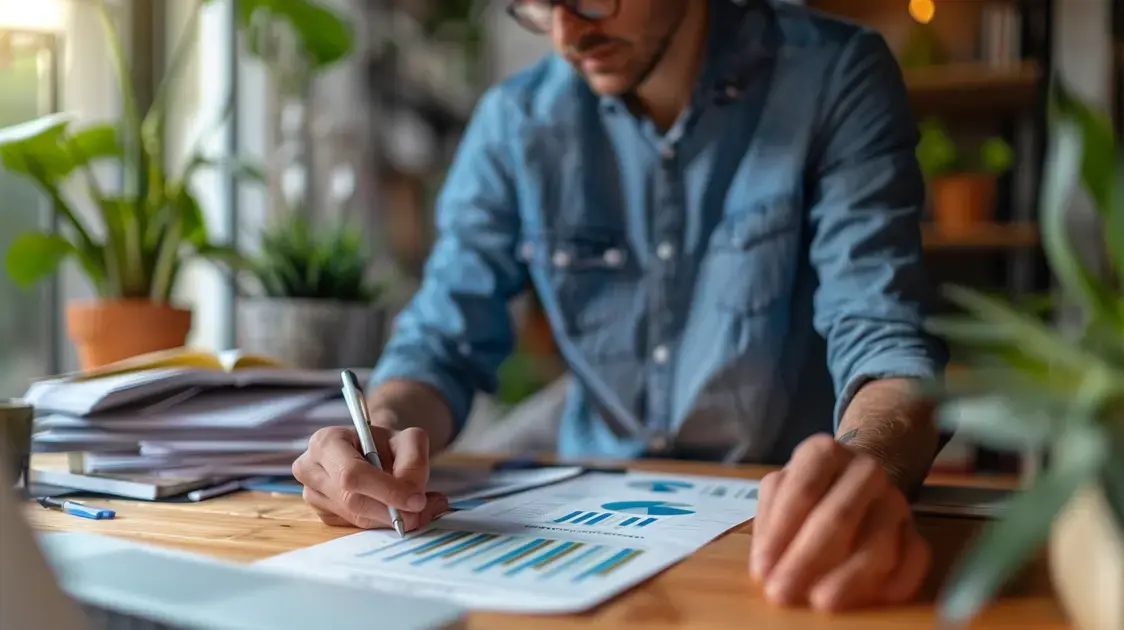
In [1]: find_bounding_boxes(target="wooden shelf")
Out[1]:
[922,222,1039,250]
[905,62,1042,114]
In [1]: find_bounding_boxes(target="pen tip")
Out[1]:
[393,520,406,538]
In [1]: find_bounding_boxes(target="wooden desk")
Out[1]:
[24,456,1069,629]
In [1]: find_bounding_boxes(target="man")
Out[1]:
[293,0,948,612]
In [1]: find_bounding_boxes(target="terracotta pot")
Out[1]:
[1048,484,1124,630]
[930,173,997,233]
[65,300,193,370]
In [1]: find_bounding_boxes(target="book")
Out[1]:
[73,348,285,381]
[29,454,224,501]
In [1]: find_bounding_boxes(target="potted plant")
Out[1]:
[926,77,1124,629]
[917,116,1015,234]
[0,0,352,370]
[1,0,247,370]
[234,211,391,370]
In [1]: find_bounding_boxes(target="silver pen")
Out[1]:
[340,369,406,537]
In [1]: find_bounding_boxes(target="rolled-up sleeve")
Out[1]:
[370,87,527,435]
[808,29,949,429]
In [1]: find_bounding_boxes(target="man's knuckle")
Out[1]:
[309,426,344,449]
[340,489,370,516]
[336,461,365,491]
[787,478,820,506]
[291,455,308,481]
[816,502,861,528]
[301,486,317,504]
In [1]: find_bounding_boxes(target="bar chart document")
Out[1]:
[255,471,760,613]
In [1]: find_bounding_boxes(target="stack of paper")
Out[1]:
[24,351,360,485]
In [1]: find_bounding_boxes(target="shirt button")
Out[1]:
[659,144,675,160]
[552,251,572,268]
[602,248,624,268]
[652,345,670,365]
[724,84,742,100]
[519,242,535,261]
[656,241,676,261]
[648,433,670,453]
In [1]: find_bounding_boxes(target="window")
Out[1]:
[0,0,123,394]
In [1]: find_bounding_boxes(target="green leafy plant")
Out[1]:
[917,117,1015,179]
[924,76,1124,626]
[1,0,352,301]
[237,212,383,303]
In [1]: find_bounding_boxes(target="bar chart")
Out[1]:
[553,510,660,528]
[354,528,645,584]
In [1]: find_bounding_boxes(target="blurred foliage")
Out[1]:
[0,0,353,302]
[233,212,384,303]
[496,351,550,407]
[917,117,1014,179]
[927,76,1124,626]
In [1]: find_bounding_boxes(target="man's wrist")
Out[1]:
[836,431,919,500]
[836,378,940,502]
[366,379,456,452]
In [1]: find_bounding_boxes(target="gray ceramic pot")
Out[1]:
[236,298,389,370]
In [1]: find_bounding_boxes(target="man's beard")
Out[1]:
[620,16,683,96]
[568,5,688,97]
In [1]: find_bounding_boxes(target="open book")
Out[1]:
[73,348,285,381]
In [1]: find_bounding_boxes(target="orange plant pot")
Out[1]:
[930,173,998,234]
[65,300,193,370]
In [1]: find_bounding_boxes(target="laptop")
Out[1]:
[0,452,465,630]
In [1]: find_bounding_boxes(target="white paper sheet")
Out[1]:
[255,471,759,613]
[428,466,584,504]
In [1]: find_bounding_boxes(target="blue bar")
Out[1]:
[446,536,512,568]
[505,541,575,576]
[541,545,603,580]
[637,518,657,527]
[571,512,595,524]
[385,531,464,561]
[575,549,635,582]
[554,511,582,523]
[586,513,611,526]
[473,538,547,573]
[411,533,492,566]
[619,517,639,527]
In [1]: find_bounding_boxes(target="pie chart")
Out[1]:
[601,500,696,516]
[627,480,694,493]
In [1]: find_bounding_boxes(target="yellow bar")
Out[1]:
[598,549,643,576]
[501,540,552,566]
[534,542,584,569]
[443,534,497,559]
[412,531,471,555]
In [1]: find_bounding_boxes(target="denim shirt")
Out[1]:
[370,0,949,464]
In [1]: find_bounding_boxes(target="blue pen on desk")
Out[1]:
[37,497,115,520]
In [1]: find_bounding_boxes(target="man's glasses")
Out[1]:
[506,0,620,34]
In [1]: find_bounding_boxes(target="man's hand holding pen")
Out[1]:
[292,400,448,533]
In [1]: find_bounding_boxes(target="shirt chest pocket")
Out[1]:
[703,197,801,314]
[520,230,639,360]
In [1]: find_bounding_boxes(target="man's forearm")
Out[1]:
[835,378,939,500]
[367,379,457,453]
